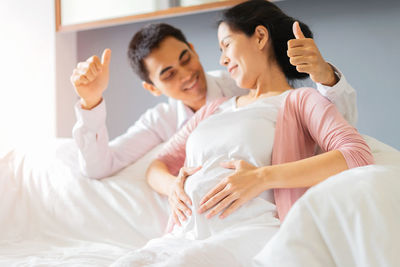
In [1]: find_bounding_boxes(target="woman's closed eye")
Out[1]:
[220,42,230,52]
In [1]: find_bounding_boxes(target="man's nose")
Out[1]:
[179,66,193,82]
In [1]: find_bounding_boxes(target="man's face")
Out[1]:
[143,37,207,111]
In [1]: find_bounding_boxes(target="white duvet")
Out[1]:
[0,136,399,266]
[254,136,400,267]
[0,139,169,266]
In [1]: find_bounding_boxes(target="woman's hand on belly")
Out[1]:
[197,160,267,219]
[168,166,202,226]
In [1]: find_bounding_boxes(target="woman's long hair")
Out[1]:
[219,0,313,81]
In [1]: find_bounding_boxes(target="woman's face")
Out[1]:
[218,22,266,89]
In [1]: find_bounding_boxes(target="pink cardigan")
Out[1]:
[157,88,374,221]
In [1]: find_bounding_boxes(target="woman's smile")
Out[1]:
[228,65,238,75]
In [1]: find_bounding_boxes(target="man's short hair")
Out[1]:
[127,23,189,84]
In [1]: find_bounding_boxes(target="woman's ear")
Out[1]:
[142,81,162,96]
[254,25,269,50]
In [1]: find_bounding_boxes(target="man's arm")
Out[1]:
[315,64,357,126]
[288,22,358,126]
[72,100,177,179]
[70,49,181,179]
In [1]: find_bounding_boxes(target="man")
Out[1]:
[71,23,357,179]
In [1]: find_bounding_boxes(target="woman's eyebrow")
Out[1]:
[219,36,231,52]
[220,35,231,45]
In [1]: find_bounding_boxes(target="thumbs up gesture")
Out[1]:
[287,22,337,86]
[70,49,112,110]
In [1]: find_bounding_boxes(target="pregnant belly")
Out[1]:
[184,167,232,207]
[178,166,278,239]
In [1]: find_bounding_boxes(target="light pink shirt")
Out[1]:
[157,87,373,221]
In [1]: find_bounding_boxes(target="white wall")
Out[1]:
[60,0,161,25]
[55,32,78,138]
[0,0,56,151]
[277,0,400,150]
[77,0,400,150]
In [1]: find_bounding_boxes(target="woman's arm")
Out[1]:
[198,151,346,219]
[147,159,200,225]
[146,97,227,224]
[260,150,347,189]
[146,160,177,196]
[199,88,373,219]
[269,87,373,188]
[145,113,196,224]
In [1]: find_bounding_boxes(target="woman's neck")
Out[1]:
[238,61,292,107]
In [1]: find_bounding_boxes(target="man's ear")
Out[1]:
[142,81,162,96]
[188,42,198,55]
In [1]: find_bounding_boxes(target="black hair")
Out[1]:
[219,0,313,81]
[127,23,189,84]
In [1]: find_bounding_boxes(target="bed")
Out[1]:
[254,136,400,267]
[0,135,399,266]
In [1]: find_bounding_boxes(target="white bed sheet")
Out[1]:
[0,139,169,266]
[254,135,400,267]
[0,135,399,266]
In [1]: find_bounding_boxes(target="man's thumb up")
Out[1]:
[293,21,305,39]
[101,48,112,69]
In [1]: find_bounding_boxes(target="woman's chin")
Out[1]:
[235,78,251,90]
[233,76,244,89]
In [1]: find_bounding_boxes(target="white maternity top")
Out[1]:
[172,91,290,239]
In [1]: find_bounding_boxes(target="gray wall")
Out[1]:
[78,0,400,149]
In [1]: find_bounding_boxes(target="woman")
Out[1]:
[113,1,373,266]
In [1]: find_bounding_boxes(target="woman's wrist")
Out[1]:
[256,165,279,191]
[165,175,178,197]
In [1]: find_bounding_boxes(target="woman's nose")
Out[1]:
[219,53,229,66]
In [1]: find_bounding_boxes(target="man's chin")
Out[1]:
[186,88,206,101]
[184,80,205,95]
